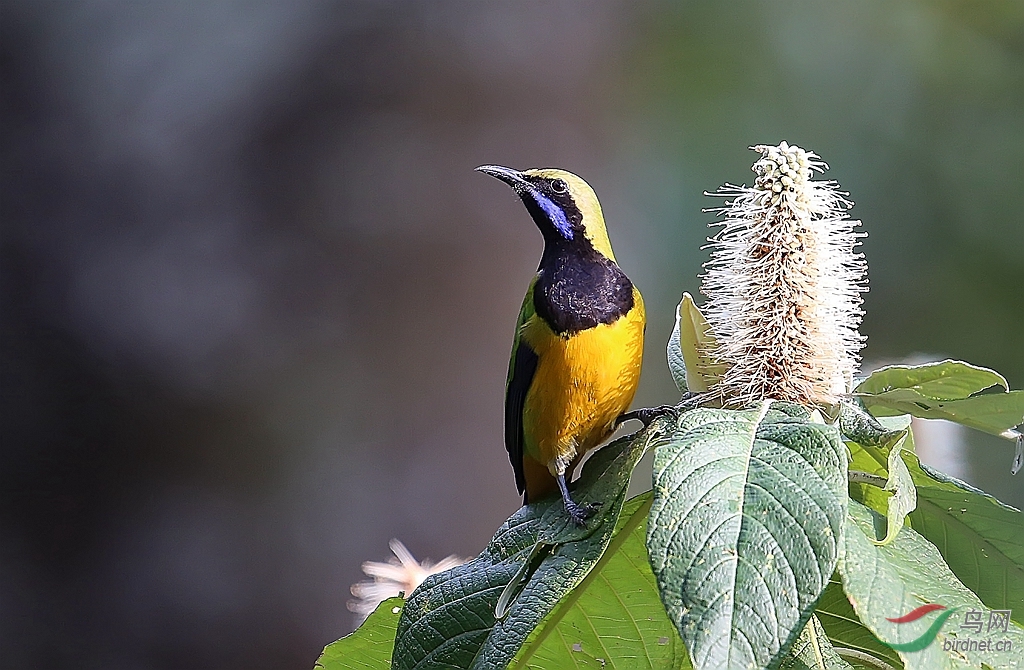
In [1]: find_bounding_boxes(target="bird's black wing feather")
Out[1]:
[505,340,538,501]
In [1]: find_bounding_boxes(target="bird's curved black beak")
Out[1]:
[475,164,531,194]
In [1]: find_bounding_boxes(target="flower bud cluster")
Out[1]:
[752,141,814,207]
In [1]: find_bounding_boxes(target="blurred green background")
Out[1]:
[2,1,1021,668]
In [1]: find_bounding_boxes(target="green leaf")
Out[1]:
[315,597,403,670]
[909,460,1024,624]
[780,615,854,670]
[838,403,913,547]
[666,293,726,394]
[847,427,1024,624]
[854,360,1024,441]
[391,421,662,670]
[857,388,1024,437]
[872,435,916,547]
[854,360,1008,400]
[839,500,1024,670]
[838,401,905,448]
[511,493,692,669]
[815,577,903,670]
[647,403,849,670]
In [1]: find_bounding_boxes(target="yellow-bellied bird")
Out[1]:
[476,165,645,525]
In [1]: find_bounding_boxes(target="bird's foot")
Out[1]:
[617,405,676,428]
[564,499,600,527]
[556,473,599,526]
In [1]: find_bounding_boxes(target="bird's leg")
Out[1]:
[556,472,598,526]
[616,405,676,428]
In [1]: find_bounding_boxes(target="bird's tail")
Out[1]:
[521,457,558,505]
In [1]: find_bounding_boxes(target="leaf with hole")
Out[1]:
[855,360,1024,443]
[855,360,1007,400]
[315,597,403,670]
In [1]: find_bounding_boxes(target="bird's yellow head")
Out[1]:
[475,165,616,261]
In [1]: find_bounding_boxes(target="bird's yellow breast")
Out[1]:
[519,287,645,475]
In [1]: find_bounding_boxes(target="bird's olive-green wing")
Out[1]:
[505,279,539,499]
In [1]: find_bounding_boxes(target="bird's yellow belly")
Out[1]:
[520,306,645,475]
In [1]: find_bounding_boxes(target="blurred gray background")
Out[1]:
[2,1,1022,668]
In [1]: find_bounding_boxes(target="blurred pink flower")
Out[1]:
[348,539,466,623]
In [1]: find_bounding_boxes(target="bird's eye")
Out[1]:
[550,179,568,194]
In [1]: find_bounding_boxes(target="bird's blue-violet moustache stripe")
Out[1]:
[531,191,573,240]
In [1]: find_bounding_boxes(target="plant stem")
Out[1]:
[848,471,888,487]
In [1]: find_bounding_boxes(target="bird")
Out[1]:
[476,165,646,525]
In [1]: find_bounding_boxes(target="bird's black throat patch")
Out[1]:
[533,241,635,336]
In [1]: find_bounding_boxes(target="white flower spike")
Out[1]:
[701,141,867,408]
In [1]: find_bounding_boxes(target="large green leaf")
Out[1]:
[512,493,691,669]
[814,577,903,670]
[857,388,1024,436]
[391,421,662,670]
[908,461,1024,624]
[666,293,726,394]
[854,360,1024,440]
[315,597,403,670]
[780,615,854,670]
[647,403,849,670]
[855,361,1008,400]
[846,422,1024,624]
[839,501,1024,670]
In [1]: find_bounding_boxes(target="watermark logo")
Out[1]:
[880,604,1013,654]
[882,604,957,652]
[945,607,1013,654]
